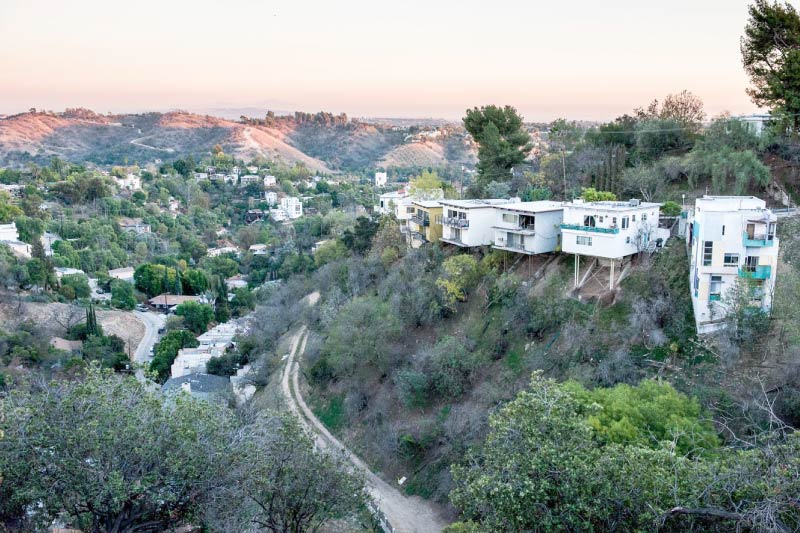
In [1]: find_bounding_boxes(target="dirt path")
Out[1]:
[129,136,175,153]
[280,300,448,532]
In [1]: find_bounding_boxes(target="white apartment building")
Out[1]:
[279,196,303,219]
[561,199,662,288]
[687,196,779,334]
[264,191,278,206]
[438,199,518,247]
[113,173,141,191]
[263,175,277,187]
[375,171,388,187]
[492,201,565,254]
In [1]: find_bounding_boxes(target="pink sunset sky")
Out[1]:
[0,0,763,121]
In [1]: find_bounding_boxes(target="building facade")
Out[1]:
[492,201,565,254]
[687,196,779,334]
[438,199,517,247]
[407,201,443,247]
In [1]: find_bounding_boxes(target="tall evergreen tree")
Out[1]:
[463,105,532,188]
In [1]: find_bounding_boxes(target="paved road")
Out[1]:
[132,310,165,380]
[281,313,447,532]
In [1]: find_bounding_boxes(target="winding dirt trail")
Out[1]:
[280,295,448,532]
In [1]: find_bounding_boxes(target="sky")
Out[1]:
[0,0,765,121]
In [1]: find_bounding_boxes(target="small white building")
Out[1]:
[194,172,209,182]
[249,244,269,256]
[279,197,303,219]
[687,196,779,334]
[375,171,388,187]
[264,191,278,206]
[492,201,565,254]
[734,113,771,137]
[207,246,241,258]
[263,175,277,187]
[438,199,518,247]
[376,190,408,215]
[0,222,19,242]
[239,174,261,187]
[114,173,141,191]
[561,199,662,289]
[246,165,259,174]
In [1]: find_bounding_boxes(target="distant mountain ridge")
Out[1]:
[0,108,476,171]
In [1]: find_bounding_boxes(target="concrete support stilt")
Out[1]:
[610,259,615,289]
[574,254,579,288]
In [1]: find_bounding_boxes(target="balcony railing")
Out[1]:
[443,217,469,228]
[739,265,772,280]
[742,232,775,247]
[411,215,430,227]
[560,223,620,234]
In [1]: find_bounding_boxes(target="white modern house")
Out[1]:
[113,173,142,191]
[0,222,31,258]
[438,199,518,247]
[492,201,565,254]
[686,196,779,334]
[279,196,303,219]
[0,222,19,242]
[561,199,662,289]
[375,171,388,187]
[734,113,771,136]
[263,175,277,187]
[376,189,408,215]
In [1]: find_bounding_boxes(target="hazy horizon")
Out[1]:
[1,0,765,122]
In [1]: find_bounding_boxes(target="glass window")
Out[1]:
[723,253,739,267]
[502,213,517,224]
[642,213,647,221]
[576,235,592,246]
[583,215,596,227]
[722,225,726,236]
[632,214,636,222]
[703,241,713,266]
[709,275,722,301]
[621,217,629,229]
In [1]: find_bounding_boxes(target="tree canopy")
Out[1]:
[463,105,532,187]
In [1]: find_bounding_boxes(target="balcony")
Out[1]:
[739,265,772,280]
[560,223,620,234]
[411,215,430,227]
[442,217,469,228]
[742,232,775,247]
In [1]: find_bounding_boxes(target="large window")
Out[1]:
[502,213,517,224]
[723,253,739,267]
[743,255,759,273]
[703,241,713,266]
[621,216,629,229]
[583,215,596,227]
[576,235,592,246]
[709,275,722,301]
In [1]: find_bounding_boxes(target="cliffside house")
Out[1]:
[686,196,779,334]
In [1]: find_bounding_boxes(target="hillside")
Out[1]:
[0,109,476,172]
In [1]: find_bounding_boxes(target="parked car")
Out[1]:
[157,327,165,334]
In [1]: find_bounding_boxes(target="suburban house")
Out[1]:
[492,201,566,254]
[246,165,259,174]
[239,174,261,187]
[148,294,202,312]
[108,266,135,283]
[249,244,269,255]
[113,173,141,191]
[438,199,518,247]
[170,321,241,378]
[686,196,779,334]
[54,267,85,280]
[560,199,662,289]
[375,171,388,187]
[207,245,241,258]
[407,200,443,247]
[118,218,151,234]
[376,189,408,215]
[263,175,277,187]
[279,196,303,219]
[225,274,248,290]
[194,172,209,182]
[0,222,31,258]
[264,191,278,205]
[734,113,771,136]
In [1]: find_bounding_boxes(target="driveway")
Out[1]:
[132,310,165,380]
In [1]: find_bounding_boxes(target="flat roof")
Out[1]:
[439,198,517,209]
[412,200,442,208]
[695,195,768,212]
[566,200,660,211]
[494,201,565,214]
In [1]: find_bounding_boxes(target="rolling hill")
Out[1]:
[0,109,476,172]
